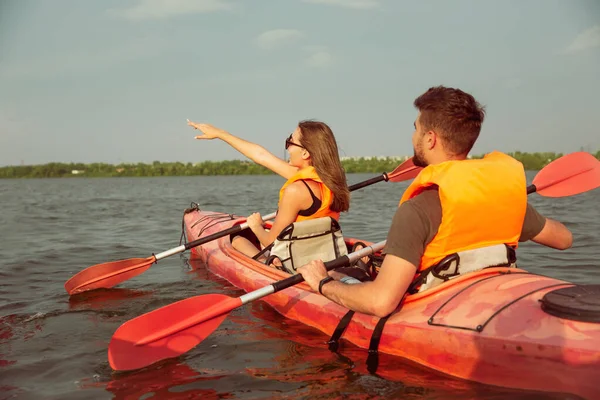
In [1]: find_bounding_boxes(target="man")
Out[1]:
[297,86,572,318]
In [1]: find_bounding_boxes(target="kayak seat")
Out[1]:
[258,217,349,275]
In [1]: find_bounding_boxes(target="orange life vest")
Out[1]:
[279,166,339,222]
[399,151,527,271]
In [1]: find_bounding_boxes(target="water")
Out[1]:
[1,173,599,399]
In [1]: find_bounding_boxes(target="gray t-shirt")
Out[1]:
[384,188,547,266]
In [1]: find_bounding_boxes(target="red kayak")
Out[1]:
[183,209,600,399]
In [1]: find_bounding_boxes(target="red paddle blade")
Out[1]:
[532,152,600,197]
[109,294,237,371]
[64,257,155,295]
[387,157,422,182]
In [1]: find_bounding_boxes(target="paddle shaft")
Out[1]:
[154,212,278,261]
[348,173,388,191]
[255,240,385,297]
[347,165,421,191]
[354,177,535,196]
[352,157,594,195]
[136,241,386,346]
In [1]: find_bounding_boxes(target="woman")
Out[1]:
[187,119,350,259]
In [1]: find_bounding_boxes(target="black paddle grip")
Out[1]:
[526,184,536,195]
[184,224,243,250]
[271,255,351,293]
[348,174,386,191]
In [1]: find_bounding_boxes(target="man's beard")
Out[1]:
[412,146,428,168]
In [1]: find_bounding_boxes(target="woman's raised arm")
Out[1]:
[188,120,298,179]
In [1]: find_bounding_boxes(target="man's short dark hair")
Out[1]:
[414,86,486,155]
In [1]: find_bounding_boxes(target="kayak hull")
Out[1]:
[184,209,600,399]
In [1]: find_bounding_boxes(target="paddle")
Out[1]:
[108,241,386,371]
[348,157,420,190]
[526,151,600,196]
[107,151,600,372]
[64,157,421,295]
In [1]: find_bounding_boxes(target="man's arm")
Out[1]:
[520,203,572,250]
[296,193,435,317]
[298,256,416,318]
[531,218,573,250]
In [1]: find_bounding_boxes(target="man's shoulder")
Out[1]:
[403,187,441,212]
[386,188,441,265]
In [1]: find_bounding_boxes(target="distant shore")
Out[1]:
[1,151,598,179]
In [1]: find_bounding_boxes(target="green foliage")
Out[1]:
[0,160,273,178]
[504,151,565,171]
[341,157,406,174]
[461,152,574,170]
[1,151,598,179]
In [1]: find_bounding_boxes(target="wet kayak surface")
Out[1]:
[1,173,598,399]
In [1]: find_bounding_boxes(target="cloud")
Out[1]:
[304,46,334,68]
[302,0,380,9]
[108,0,233,21]
[255,29,304,50]
[564,25,600,54]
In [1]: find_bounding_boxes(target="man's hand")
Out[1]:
[297,260,329,292]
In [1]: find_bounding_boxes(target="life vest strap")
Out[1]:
[408,244,517,294]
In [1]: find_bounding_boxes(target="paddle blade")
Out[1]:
[64,257,155,295]
[108,294,238,371]
[532,152,600,197]
[387,157,422,182]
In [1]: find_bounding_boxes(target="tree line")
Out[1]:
[1,151,598,179]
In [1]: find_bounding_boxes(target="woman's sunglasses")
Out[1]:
[285,133,305,150]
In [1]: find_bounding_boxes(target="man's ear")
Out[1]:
[301,150,311,160]
[425,130,437,150]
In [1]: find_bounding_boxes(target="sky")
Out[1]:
[1,0,599,166]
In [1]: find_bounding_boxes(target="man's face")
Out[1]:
[412,113,428,168]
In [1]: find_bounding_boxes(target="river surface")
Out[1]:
[1,173,599,399]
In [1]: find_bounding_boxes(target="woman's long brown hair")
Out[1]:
[297,120,350,212]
